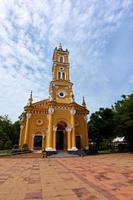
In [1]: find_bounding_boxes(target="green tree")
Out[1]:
[0,116,20,150]
[113,94,133,151]
[89,108,115,150]
[12,121,20,145]
[0,116,12,149]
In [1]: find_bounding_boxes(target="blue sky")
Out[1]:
[0,0,133,121]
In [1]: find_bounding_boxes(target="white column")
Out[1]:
[66,127,72,151]
[42,135,45,150]
[24,113,31,144]
[31,134,35,150]
[70,108,78,151]
[84,115,89,149]
[53,126,57,151]
[19,125,24,148]
[46,107,54,151]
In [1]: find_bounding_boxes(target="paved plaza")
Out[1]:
[0,153,132,200]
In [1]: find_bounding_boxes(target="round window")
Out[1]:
[36,119,43,126]
[58,91,65,97]
[60,92,64,96]
[60,67,64,70]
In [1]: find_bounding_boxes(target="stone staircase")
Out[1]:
[7,150,85,158]
[49,150,78,158]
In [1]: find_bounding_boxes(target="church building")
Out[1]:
[19,45,89,152]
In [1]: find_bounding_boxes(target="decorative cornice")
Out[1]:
[24,98,89,115]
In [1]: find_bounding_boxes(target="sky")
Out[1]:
[0,0,133,122]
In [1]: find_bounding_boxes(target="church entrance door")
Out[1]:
[34,135,42,150]
[56,130,64,150]
[56,122,67,150]
[76,135,81,149]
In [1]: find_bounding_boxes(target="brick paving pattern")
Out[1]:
[0,153,132,200]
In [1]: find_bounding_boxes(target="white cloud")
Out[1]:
[0,0,133,121]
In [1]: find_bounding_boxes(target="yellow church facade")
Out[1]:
[19,45,89,152]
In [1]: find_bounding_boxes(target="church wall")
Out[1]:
[21,113,48,149]
[75,114,88,148]
[19,125,25,148]
[52,109,71,126]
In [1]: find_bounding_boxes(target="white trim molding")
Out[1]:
[27,113,31,119]
[53,126,57,132]
[20,125,24,130]
[48,107,54,115]
[71,147,78,151]
[70,108,76,115]
[45,147,56,151]
[65,127,72,133]
[84,116,88,121]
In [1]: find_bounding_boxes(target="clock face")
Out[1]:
[58,91,65,98]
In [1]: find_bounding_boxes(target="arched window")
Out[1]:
[58,72,61,80]
[60,56,64,63]
[62,72,65,80]
[58,71,66,80]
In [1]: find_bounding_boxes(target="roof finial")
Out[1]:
[27,90,33,106]
[59,43,62,50]
[82,96,86,108]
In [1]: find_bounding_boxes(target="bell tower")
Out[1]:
[49,44,74,103]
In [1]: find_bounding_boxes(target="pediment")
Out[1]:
[32,99,49,108]
[24,99,49,111]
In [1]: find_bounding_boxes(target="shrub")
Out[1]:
[13,144,19,149]
[4,140,13,149]
[0,140,4,150]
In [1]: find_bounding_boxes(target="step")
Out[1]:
[49,151,78,158]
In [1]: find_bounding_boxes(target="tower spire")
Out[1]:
[27,91,33,106]
[82,96,86,108]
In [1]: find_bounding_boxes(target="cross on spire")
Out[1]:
[59,43,62,48]
[59,43,63,50]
